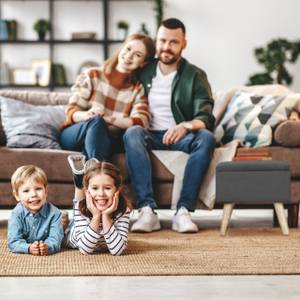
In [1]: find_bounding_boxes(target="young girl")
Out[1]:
[66,154,132,256]
[60,34,155,162]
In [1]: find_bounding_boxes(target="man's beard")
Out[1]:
[158,50,180,65]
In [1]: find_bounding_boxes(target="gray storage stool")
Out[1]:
[216,160,291,236]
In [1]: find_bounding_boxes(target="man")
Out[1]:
[123,18,215,233]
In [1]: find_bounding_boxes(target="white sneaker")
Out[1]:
[172,207,198,233]
[67,154,86,175]
[131,206,161,232]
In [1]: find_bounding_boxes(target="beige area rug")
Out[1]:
[1,224,300,276]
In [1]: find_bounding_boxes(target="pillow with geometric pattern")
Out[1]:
[215,91,300,147]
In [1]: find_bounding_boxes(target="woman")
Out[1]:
[60,34,155,161]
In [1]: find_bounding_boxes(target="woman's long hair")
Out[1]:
[103,33,155,75]
[79,161,132,219]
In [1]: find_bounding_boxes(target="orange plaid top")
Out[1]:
[63,67,150,128]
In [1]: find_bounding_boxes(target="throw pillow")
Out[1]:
[0,96,66,149]
[215,92,300,147]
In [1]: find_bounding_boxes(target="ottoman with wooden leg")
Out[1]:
[216,160,291,236]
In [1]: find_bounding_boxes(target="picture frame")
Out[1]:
[12,68,35,85]
[32,59,51,86]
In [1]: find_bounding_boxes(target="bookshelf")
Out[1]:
[0,0,154,90]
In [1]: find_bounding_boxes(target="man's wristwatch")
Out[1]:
[181,122,193,130]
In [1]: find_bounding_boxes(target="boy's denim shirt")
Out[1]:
[7,202,64,254]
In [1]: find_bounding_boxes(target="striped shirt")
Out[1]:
[63,67,150,128]
[66,199,130,256]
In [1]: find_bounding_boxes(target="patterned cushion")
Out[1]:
[215,92,300,147]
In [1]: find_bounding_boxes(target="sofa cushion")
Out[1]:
[274,120,300,147]
[0,96,66,149]
[215,92,300,147]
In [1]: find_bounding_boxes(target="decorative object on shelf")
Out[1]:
[0,19,17,40]
[0,62,11,84]
[77,60,100,76]
[117,20,129,40]
[138,23,149,36]
[71,32,96,40]
[33,19,50,41]
[248,38,300,86]
[12,68,35,85]
[32,60,51,86]
[153,0,165,31]
[51,63,67,86]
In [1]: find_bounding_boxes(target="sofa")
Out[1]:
[0,85,299,227]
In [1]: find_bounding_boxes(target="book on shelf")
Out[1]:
[50,64,67,86]
[71,32,96,40]
[0,19,17,40]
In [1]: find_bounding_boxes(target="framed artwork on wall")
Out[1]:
[12,68,35,85]
[32,60,51,86]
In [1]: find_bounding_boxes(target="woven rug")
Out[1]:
[1,224,300,276]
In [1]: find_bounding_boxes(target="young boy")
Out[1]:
[8,165,64,255]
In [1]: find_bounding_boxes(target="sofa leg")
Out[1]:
[288,203,299,228]
[220,203,234,236]
[274,203,289,235]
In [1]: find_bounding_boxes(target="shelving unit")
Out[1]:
[0,0,153,90]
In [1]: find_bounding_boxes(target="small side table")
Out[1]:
[216,160,291,236]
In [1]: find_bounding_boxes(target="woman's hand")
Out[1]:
[72,110,97,122]
[102,191,120,216]
[85,190,101,218]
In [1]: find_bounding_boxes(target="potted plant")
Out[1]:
[117,20,129,40]
[248,38,300,86]
[153,0,165,31]
[33,19,50,41]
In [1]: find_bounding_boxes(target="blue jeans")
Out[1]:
[60,116,123,161]
[123,126,215,211]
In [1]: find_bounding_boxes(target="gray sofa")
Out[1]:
[0,87,300,227]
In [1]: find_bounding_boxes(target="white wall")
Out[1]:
[1,0,300,91]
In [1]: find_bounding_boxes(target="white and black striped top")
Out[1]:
[66,199,130,256]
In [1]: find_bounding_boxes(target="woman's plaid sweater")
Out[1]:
[64,67,150,128]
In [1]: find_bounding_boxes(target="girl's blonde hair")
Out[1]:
[103,33,156,75]
[79,161,132,219]
[11,165,48,196]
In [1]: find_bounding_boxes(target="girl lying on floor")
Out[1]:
[66,154,132,255]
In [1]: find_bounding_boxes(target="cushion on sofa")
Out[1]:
[274,120,300,147]
[215,92,300,147]
[213,84,292,126]
[0,96,66,149]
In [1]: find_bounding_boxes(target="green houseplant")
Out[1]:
[33,19,50,41]
[153,0,164,31]
[117,20,129,40]
[248,38,300,86]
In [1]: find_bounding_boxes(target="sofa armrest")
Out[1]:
[274,120,300,147]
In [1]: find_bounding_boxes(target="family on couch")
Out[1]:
[7,18,217,255]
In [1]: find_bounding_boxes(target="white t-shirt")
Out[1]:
[148,65,177,130]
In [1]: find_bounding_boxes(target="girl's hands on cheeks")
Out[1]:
[85,190,101,218]
[102,191,119,216]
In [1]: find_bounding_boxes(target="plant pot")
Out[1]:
[38,32,46,41]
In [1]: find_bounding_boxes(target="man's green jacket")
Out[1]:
[138,58,215,132]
